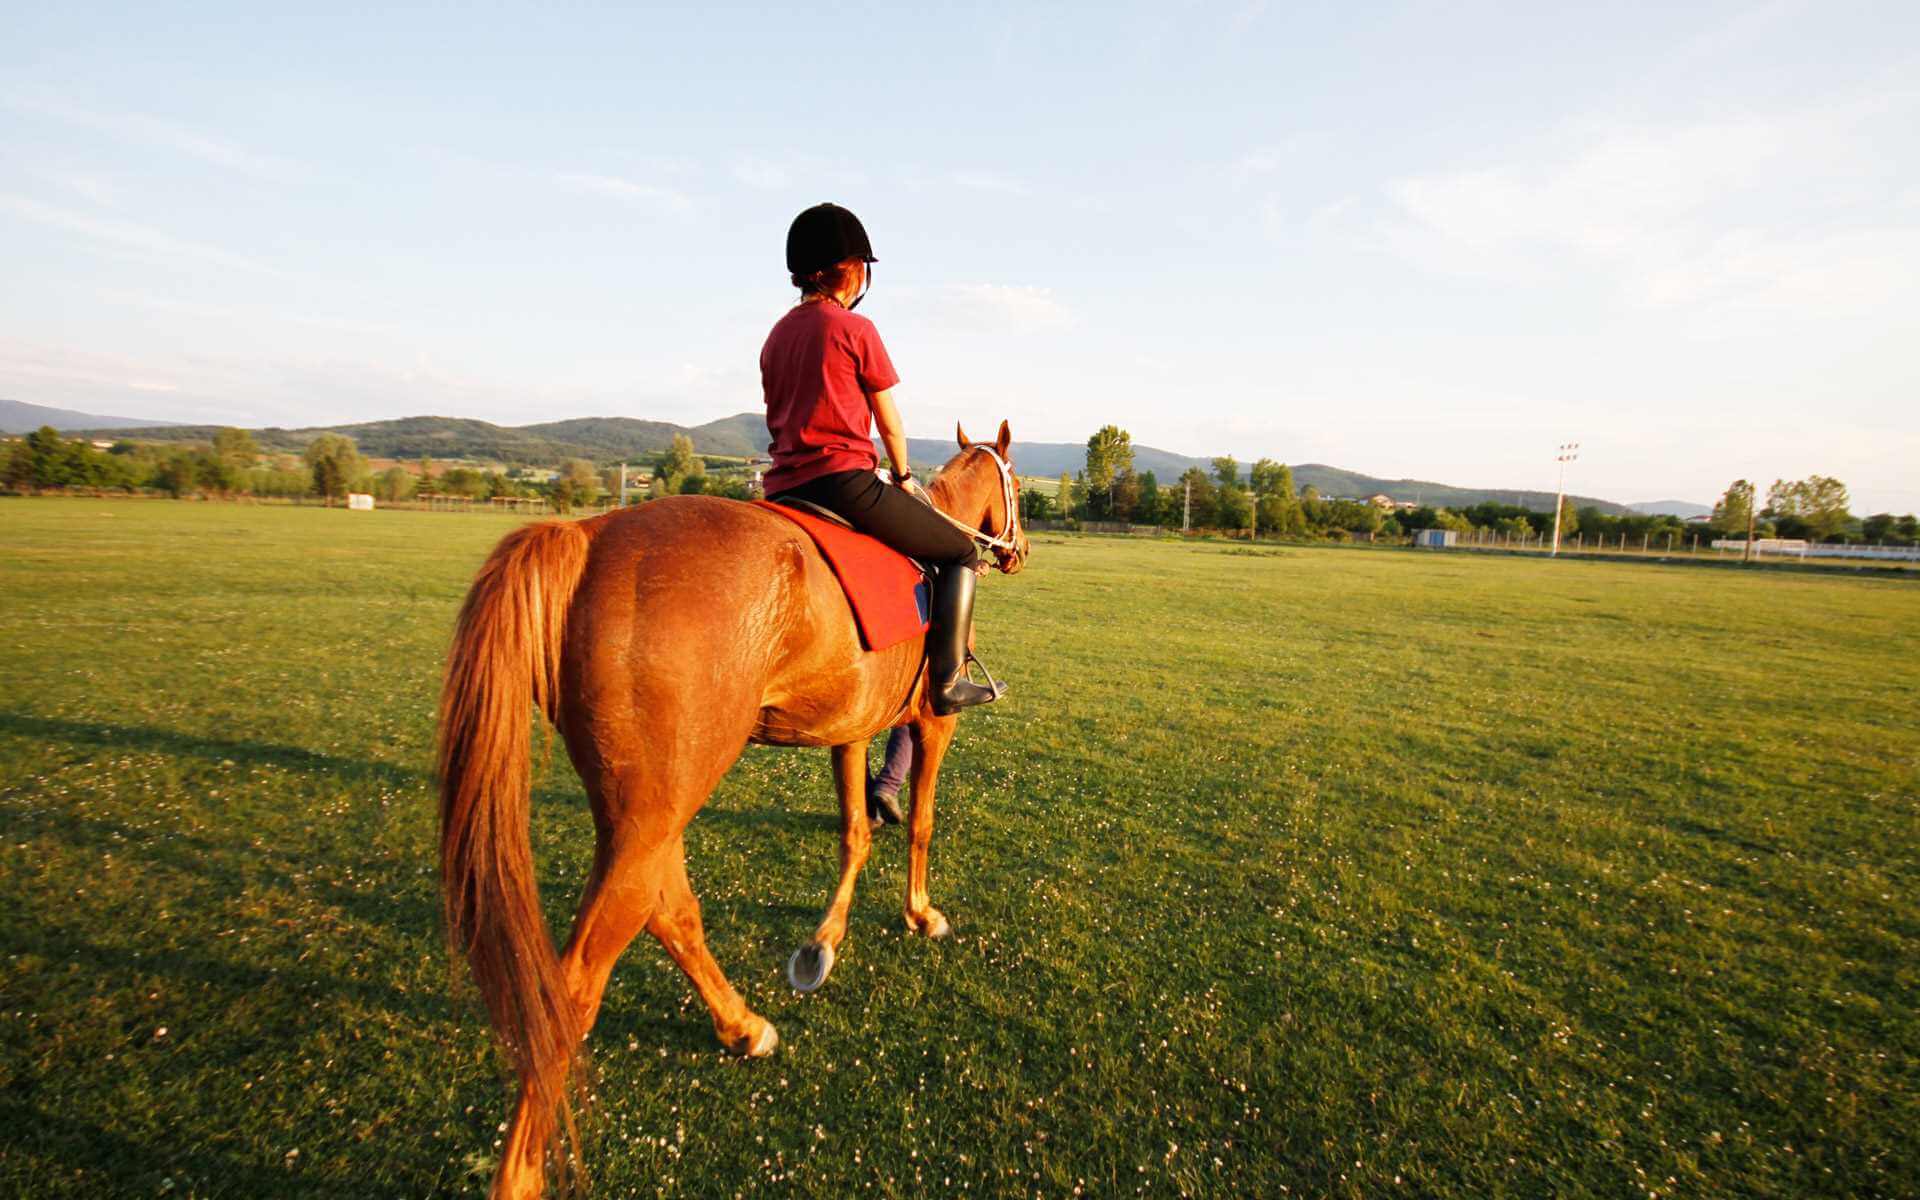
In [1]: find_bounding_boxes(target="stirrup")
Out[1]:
[961,650,1007,703]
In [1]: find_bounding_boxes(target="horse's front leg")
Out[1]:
[787,741,873,991]
[903,714,958,938]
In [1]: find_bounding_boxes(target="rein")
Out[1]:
[924,446,1025,568]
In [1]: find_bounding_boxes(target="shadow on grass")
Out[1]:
[0,1102,376,1199]
[0,710,424,789]
[0,712,461,1017]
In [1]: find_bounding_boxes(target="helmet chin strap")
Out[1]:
[847,262,871,310]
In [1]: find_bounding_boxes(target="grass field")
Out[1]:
[2,499,1915,1199]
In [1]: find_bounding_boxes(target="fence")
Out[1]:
[1711,539,1920,562]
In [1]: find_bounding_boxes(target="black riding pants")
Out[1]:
[772,470,979,568]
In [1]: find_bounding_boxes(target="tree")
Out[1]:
[655,434,703,494]
[1055,473,1077,520]
[1175,467,1214,530]
[416,454,436,494]
[1111,469,1140,523]
[1135,470,1161,525]
[1249,458,1292,498]
[1,439,33,490]
[561,458,601,506]
[1215,484,1251,531]
[1083,425,1134,519]
[1766,475,1850,541]
[376,465,415,501]
[1250,460,1299,534]
[304,434,363,504]
[212,427,257,467]
[439,467,487,498]
[1019,486,1053,522]
[1257,491,1305,536]
[1211,457,1239,490]
[153,449,200,497]
[1710,479,1754,536]
[1497,515,1533,539]
[1326,499,1384,537]
[194,448,238,494]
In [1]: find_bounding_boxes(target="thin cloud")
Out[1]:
[555,171,694,214]
[950,170,1030,197]
[6,87,294,181]
[93,287,396,338]
[1376,90,1920,317]
[933,283,1074,330]
[733,158,790,190]
[0,193,270,274]
[27,166,117,207]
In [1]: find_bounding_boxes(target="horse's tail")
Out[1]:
[436,517,593,1174]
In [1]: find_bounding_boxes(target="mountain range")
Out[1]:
[15,399,1644,514]
[1,397,183,434]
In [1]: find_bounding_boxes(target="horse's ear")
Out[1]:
[956,423,972,449]
[994,420,1011,456]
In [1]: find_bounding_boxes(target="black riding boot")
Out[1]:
[929,564,1003,716]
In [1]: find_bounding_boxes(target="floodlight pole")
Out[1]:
[1550,442,1579,557]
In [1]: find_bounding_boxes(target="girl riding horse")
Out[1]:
[762,202,1005,714]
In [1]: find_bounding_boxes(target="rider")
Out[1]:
[761,202,1002,716]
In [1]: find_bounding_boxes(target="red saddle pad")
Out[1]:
[753,500,931,652]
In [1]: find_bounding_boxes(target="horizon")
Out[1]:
[0,397,1709,509]
[3,3,1916,512]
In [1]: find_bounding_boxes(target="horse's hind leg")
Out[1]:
[646,834,779,1056]
[492,814,670,1199]
[787,741,873,992]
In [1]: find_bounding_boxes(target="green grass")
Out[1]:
[1,499,1915,1199]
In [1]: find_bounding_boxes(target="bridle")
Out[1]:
[925,445,1026,570]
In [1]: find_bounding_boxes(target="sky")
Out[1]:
[2,1,1916,511]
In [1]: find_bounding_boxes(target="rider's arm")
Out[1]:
[870,388,913,483]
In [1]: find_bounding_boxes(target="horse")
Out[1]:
[436,422,1028,1199]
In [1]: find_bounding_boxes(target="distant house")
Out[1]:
[1366,493,1396,509]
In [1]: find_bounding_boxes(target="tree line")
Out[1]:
[2,426,758,513]
[1015,425,1918,547]
[1705,476,1915,545]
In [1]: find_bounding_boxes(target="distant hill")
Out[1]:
[74,408,1633,514]
[1629,499,1712,519]
[1284,463,1630,515]
[2,397,182,434]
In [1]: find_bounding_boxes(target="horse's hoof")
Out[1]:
[908,908,952,939]
[743,1020,779,1058]
[787,941,836,992]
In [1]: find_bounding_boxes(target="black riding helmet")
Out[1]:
[786,203,876,308]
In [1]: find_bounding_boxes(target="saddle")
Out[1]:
[754,499,932,653]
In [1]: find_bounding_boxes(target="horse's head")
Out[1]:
[930,420,1029,575]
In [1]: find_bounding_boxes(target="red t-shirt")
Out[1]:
[760,301,900,495]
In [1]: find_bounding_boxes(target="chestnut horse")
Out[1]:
[437,422,1027,1199]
